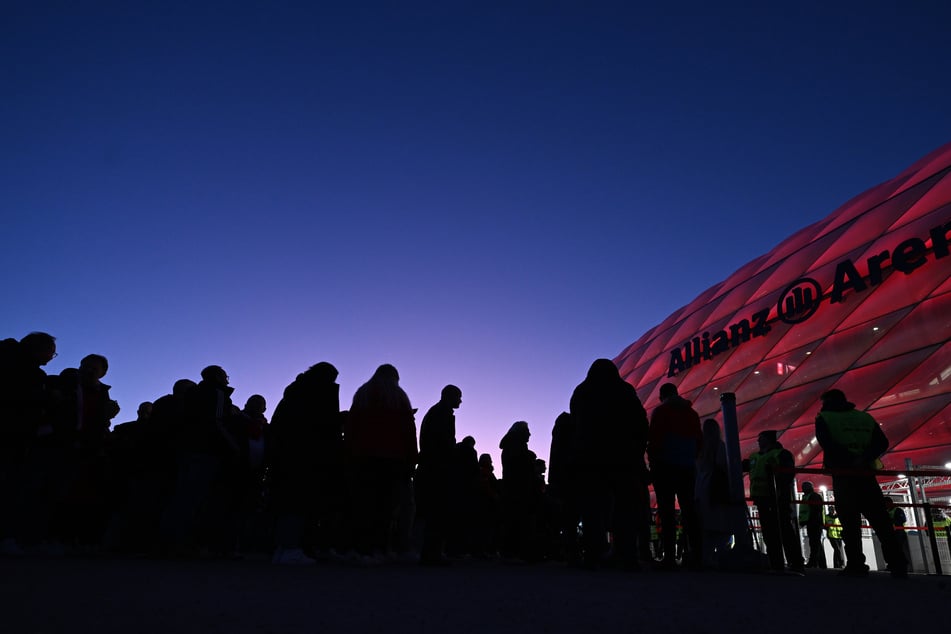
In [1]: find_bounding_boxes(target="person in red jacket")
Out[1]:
[647,382,702,569]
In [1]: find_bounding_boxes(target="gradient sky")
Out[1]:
[4,2,951,468]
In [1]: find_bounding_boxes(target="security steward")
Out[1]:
[799,481,827,568]
[814,389,907,578]
[744,429,804,573]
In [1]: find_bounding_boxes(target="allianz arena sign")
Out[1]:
[616,141,951,471]
[667,218,951,378]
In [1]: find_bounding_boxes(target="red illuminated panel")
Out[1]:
[692,364,766,417]
[870,342,951,409]
[891,400,951,454]
[752,222,827,277]
[748,228,846,303]
[664,302,721,355]
[707,254,771,306]
[728,395,770,435]
[871,394,951,453]
[703,267,774,327]
[675,350,733,396]
[706,294,789,380]
[883,446,951,471]
[891,170,951,230]
[824,348,937,411]
[810,177,940,270]
[835,256,949,331]
[675,317,735,394]
[740,379,838,440]
[777,309,911,391]
[734,344,816,403]
[855,293,951,367]
[619,360,651,391]
[931,276,951,297]
[777,424,825,469]
[893,147,951,197]
[640,353,679,397]
[637,377,663,410]
[631,322,685,371]
[812,179,902,241]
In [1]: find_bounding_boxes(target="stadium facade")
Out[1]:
[615,142,951,489]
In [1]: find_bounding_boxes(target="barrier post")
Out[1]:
[906,458,932,574]
[924,502,943,575]
[719,392,752,548]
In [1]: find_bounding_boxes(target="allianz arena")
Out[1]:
[615,142,951,490]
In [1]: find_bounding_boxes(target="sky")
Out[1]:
[3,2,951,468]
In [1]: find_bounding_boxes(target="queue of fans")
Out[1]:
[0,332,935,574]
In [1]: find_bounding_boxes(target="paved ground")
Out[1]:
[2,556,948,634]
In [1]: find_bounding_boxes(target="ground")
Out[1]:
[2,556,947,633]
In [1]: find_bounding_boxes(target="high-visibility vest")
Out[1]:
[819,410,877,458]
[748,447,784,497]
[826,516,842,539]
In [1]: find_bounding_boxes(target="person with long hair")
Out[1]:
[695,418,732,568]
[345,364,418,563]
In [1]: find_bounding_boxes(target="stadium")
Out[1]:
[615,142,951,503]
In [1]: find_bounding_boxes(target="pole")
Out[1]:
[720,392,752,548]
[906,458,931,574]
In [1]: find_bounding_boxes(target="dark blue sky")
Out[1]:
[4,2,951,465]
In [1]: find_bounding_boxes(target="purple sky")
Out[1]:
[4,2,951,468]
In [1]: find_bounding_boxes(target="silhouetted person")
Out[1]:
[345,364,418,562]
[695,419,732,568]
[816,389,907,578]
[162,365,235,555]
[744,429,803,573]
[152,378,197,550]
[883,498,911,573]
[474,453,501,557]
[825,506,844,568]
[269,363,342,564]
[105,401,155,553]
[416,385,462,565]
[548,411,581,563]
[647,382,702,569]
[0,332,57,554]
[448,435,479,557]
[799,481,827,569]
[570,359,650,569]
[50,353,120,550]
[215,394,269,557]
[499,421,539,561]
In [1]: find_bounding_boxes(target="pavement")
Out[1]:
[2,555,948,634]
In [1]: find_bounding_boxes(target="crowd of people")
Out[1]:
[0,332,938,576]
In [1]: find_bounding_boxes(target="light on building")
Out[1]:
[819,485,827,493]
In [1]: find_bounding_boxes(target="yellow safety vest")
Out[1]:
[820,409,877,457]
[748,447,784,498]
[826,516,842,539]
